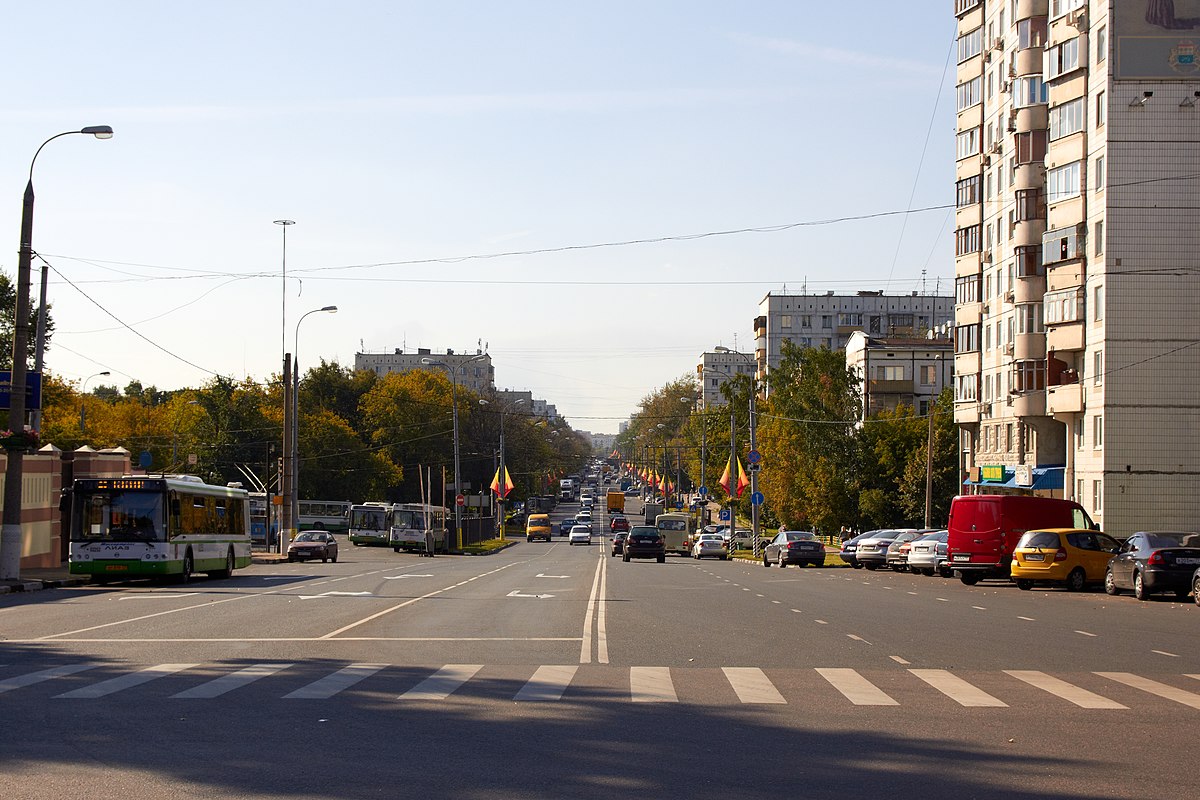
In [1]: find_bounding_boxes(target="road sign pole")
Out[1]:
[749,385,760,557]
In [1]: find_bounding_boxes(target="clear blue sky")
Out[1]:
[1,1,956,434]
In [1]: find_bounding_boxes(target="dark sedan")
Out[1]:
[623,526,665,563]
[839,531,878,569]
[288,531,338,563]
[558,519,575,536]
[762,531,825,568]
[1105,531,1200,600]
[610,531,628,557]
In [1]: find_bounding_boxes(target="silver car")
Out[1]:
[568,524,592,546]
[691,533,728,560]
[905,530,950,576]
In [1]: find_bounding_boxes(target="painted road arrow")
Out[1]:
[298,591,374,600]
[535,573,569,579]
[383,574,434,579]
[507,589,556,599]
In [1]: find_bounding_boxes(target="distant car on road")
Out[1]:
[1010,528,1122,591]
[610,531,628,557]
[691,533,727,560]
[623,525,666,563]
[558,519,575,536]
[762,531,824,568]
[568,525,593,546]
[288,531,338,563]
[610,516,630,533]
[1105,531,1200,600]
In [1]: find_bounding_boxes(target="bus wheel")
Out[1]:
[209,549,234,580]
[179,551,194,584]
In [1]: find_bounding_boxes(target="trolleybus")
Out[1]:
[296,499,351,533]
[348,502,392,546]
[66,475,252,582]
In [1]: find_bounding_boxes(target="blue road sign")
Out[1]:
[0,371,43,411]
[698,486,708,496]
[718,509,731,521]
[138,451,153,469]
[675,502,684,510]
[747,449,762,465]
[750,491,765,506]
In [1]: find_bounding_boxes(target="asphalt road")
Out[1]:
[1,496,1198,799]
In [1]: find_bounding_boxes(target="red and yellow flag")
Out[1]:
[719,458,751,498]
[490,466,515,499]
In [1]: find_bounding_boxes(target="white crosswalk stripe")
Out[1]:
[909,669,1008,707]
[284,664,388,699]
[816,668,898,706]
[173,663,293,699]
[0,663,99,694]
[398,664,482,701]
[55,664,198,699]
[1097,672,1200,710]
[723,667,786,704]
[515,665,578,702]
[630,666,677,702]
[1003,670,1126,709]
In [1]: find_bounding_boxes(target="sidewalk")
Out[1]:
[0,551,288,595]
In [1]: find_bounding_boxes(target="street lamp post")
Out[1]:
[292,305,337,534]
[422,355,486,550]
[2,125,112,582]
[78,371,111,434]
[480,397,525,540]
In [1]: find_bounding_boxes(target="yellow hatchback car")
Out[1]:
[1010,528,1122,591]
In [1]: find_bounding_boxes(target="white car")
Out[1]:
[575,511,593,525]
[569,525,592,546]
[691,533,728,560]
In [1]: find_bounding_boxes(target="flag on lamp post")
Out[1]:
[719,457,751,498]
[490,466,515,499]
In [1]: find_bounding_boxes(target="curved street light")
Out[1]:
[78,371,112,435]
[3,126,113,582]
[289,305,337,549]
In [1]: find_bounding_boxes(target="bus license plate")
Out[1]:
[105,565,128,571]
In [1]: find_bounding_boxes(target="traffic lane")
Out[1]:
[731,560,1200,671]
[604,553,873,668]
[0,675,1191,800]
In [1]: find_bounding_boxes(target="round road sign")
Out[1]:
[750,491,765,506]
[698,486,708,496]
[455,494,466,507]
[747,449,762,465]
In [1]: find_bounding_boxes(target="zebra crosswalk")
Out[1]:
[1,661,1199,710]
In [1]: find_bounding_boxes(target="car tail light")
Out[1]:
[1054,548,1068,562]
[1148,551,1165,566]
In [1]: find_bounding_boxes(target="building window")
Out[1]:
[956,175,982,207]
[1095,91,1106,127]
[1013,76,1047,108]
[1093,479,1102,512]
[956,225,982,256]
[1016,188,1045,221]
[1017,17,1047,49]
[921,365,936,386]
[955,374,978,402]
[1043,226,1083,264]
[1006,423,1014,452]
[1045,37,1081,79]
[1094,156,1105,191]
[838,313,862,327]
[1093,285,1104,320]
[1075,419,1084,449]
[801,315,811,327]
[957,77,982,111]
[1013,360,1046,392]
[984,324,992,351]
[781,315,792,328]
[1017,303,1044,334]
[1051,0,1085,18]
[956,274,981,304]
[956,127,981,160]
[955,0,981,15]
[1015,130,1047,164]
[875,365,905,381]
[958,27,984,62]
[1047,161,1083,203]
[821,315,832,329]
[1093,414,1103,448]
[1095,25,1107,63]
[955,324,980,354]
[1094,221,1104,255]
[1094,350,1104,384]
[1044,288,1083,325]
[1049,97,1085,140]
[1016,245,1044,277]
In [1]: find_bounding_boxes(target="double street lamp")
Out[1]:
[2,126,113,582]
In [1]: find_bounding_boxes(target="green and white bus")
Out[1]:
[297,499,351,533]
[348,502,391,546]
[67,475,252,582]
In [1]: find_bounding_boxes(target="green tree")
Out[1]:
[0,270,53,370]
[897,388,959,527]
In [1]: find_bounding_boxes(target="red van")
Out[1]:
[946,495,1095,585]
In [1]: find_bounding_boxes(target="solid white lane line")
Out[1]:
[284,664,387,699]
[1097,672,1200,710]
[908,669,1007,707]
[630,667,677,702]
[723,667,786,704]
[580,555,603,664]
[1075,630,1097,637]
[515,665,578,702]
[55,663,199,699]
[398,664,483,701]
[889,656,911,665]
[814,619,828,624]
[322,562,518,639]
[1018,616,1036,621]
[596,551,609,664]
[173,663,293,698]
[972,606,987,611]
[816,668,898,706]
[1004,670,1127,709]
[1151,650,1179,658]
[0,663,99,694]
[119,593,199,600]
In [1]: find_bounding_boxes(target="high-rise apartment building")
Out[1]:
[952,0,1200,534]
[696,347,756,408]
[354,347,494,393]
[754,291,954,392]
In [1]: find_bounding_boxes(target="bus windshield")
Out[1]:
[392,510,424,530]
[351,507,388,531]
[74,491,165,542]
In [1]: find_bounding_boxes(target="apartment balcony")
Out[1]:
[956,203,982,228]
[1046,321,1085,352]
[1013,218,1047,248]
[1012,391,1046,418]
[956,252,983,277]
[1014,0,1048,20]
[1014,47,1043,77]
[1013,332,1046,361]
[837,324,865,336]
[1014,105,1048,133]
[1014,274,1046,304]
[868,379,915,396]
[956,302,982,325]
[956,351,980,375]
[1047,381,1083,415]
[955,402,980,424]
[1014,163,1046,191]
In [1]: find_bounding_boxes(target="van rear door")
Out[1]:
[947,496,1004,569]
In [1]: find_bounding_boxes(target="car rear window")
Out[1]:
[1145,532,1199,548]
[1018,531,1062,549]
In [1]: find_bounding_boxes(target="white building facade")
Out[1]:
[696,348,756,408]
[845,333,954,417]
[354,348,494,393]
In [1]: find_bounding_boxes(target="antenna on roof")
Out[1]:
[921,269,927,296]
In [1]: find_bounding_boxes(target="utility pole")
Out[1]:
[924,395,936,529]
[280,354,292,554]
[749,383,760,556]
